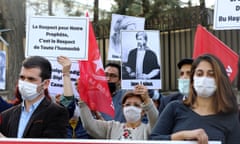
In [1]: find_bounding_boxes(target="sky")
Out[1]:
[80,0,115,11]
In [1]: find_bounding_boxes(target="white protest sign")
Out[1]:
[213,0,240,30]
[48,60,80,98]
[26,16,89,60]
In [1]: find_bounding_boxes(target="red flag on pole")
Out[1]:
[78,18,115,118]
[193,24,239,82]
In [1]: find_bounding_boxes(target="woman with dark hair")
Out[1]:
[150,54,240,144]
[78,84,158,140]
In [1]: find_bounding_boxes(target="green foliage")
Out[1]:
[112,0,183,18]
[26,0,84,16]
[110,0,207,30]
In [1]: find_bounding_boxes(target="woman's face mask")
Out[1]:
[123,106,142,123]
[193,76,217,98]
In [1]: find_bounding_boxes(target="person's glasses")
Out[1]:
[123,103,141,108]
[105,72,118,78]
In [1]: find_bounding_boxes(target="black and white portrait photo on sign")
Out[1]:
[121,30,161,90]
[107,14,145,61]
[0,51,6,90]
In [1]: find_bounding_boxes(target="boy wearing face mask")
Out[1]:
[79,84,158,140]
[0,56,69,138]
[158,58,193,115]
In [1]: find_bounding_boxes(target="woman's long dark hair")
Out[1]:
[184,54,238,113]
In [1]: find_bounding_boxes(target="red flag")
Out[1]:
[78,19,115,118]
[193,25,239,82]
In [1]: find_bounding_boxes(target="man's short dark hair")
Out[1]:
[22,56,52,81]
[177,58,193,69]
[105,63,121,79]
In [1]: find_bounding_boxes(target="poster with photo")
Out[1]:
[0,51,6,90]
[121,30,161,90]
[107,14,145,61]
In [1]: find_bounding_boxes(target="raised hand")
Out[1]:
[134,84,150,105]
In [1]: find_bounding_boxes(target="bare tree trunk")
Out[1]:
[199,0,207,25]
[199,0,206,7]
[48,0,53,16]
[141,0,150,17]
[0,0,25,99]
[93,0,99,22]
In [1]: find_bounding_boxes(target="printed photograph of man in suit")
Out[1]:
[121,30,161,90]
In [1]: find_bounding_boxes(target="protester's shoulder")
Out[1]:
[0,104,21,120]
[47,99,68,112]
[48,102,69,119]
[110,120,125,128]
[165,99,184,109]
[1,103,20,114]
[0,97,13,112]
[51,101,67,109]
[217,111,240,123]
[115,89,127,97]
[118,89,127,94]
[163,92,184,101]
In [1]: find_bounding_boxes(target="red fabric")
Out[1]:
[78,19,115,118]
[193,25,239,82]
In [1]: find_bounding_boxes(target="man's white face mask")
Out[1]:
[18,80,44,101]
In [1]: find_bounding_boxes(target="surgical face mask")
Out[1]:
[123,106,142,123]
[18,80,43,101]
[178,79,190,96]
[108,82,116,94]
[193,77,217,98]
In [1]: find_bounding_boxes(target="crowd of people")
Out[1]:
[0,54,239,144]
